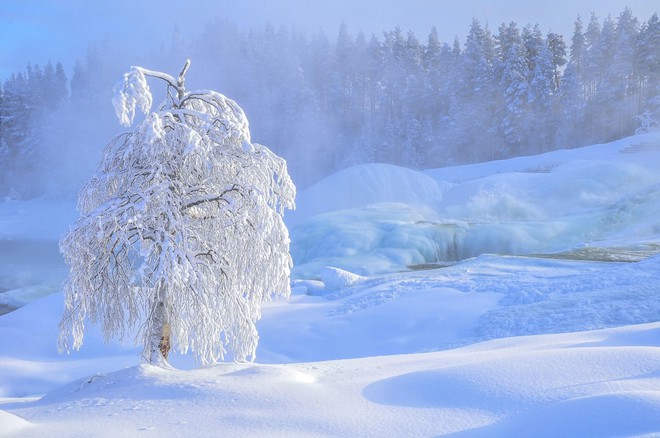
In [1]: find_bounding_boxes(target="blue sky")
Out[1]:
[1,0,658,81]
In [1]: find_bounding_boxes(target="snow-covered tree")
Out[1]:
[529,41,558,152]
[521,24,544,75]
[638,13,660,123]
[499,42,530,153]
[546,32,567,92]
[570,16,586,76]
[0,72,38,197]
[456,19,497,160]
[58,60,296,366]
[3,11,654,200]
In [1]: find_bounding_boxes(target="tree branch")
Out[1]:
[138,59,191,100]
[178,59,191,91]
[182,184,242,211]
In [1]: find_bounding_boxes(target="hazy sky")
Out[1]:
[1,0,658,80]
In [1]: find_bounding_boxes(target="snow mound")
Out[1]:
[0,410,31,435]
[288,163,445,225]
[438,159,655,221]
[319,266,364,292]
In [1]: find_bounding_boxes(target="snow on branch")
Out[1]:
[112,67,153,127]
[112,60,192,127]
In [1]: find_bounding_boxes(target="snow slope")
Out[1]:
[3,322,660,437]
[1,132,660,436]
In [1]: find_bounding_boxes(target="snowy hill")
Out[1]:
[1,132,660,436]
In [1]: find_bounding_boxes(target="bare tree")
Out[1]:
[58,60,296,366]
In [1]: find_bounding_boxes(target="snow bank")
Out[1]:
[290,132,660,279]
[424,132,658,183]
[260,253,660,363]
[290,203,578,277]
[0,409,32,435]
[287,162,445,225]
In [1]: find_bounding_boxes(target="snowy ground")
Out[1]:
[1,132,660,436]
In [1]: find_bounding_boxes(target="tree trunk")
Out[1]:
[158,308,172,360]
[148,291,171,365]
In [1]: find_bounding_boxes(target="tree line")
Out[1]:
[1,7,658,197]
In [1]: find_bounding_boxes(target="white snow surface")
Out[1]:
[2,132,660,436]
[291,132,660,278]
[288,162,446,225]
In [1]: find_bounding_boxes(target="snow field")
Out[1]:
[1,132,660,435]
[3,322,660,437]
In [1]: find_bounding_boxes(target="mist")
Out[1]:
[0,1,658,197]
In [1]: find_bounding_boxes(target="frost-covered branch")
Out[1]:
[112,59,191,127]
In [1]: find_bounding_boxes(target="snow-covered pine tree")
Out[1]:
[456,19,497,160]
[528,40,557,153]
[58,60,296,366]
[546,32,567,92]
[0,72,37,197]
[570,16,586,77]
[499,42,530,154]
[637,13,660,124]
